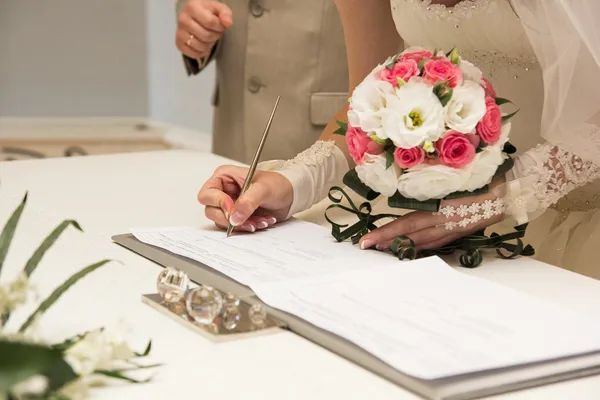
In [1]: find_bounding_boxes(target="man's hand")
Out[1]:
[176,0,233,60]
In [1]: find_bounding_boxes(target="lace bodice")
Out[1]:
[389,0,600,212]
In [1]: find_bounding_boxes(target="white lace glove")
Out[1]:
[502,143,600,225]
[258,141,349,220]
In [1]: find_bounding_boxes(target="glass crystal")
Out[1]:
[222,310,241,330]
[156,267,189,303]
[224,292,240,313]
[186,286,224,325]
[248,303,267,326]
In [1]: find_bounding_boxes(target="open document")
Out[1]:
[131,220,600,382]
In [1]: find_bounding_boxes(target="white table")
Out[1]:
[1,150,600,399]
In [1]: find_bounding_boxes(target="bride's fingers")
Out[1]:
[415,232,463,251]
[205,206,276,232]
[374,225,449,250]
[198,176,235,216]
[359,212,446,249]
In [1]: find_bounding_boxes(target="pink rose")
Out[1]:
[346,125,384,164]
[423,59,463,88]
[481,77,497,98]
[379,59,419,86]
[399,50,433,63]
[394,146,425,169]
[435,131,476,168]
[476,97,502,145]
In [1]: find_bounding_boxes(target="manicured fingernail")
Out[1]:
[267,217,277,225]
[229,212,244,226]
[376,244,388,250]
[241,222,255,232]
[360,240,373,250]
[257,221,268,229]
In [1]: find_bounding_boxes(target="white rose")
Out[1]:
[348,72,394,138]
[355,153,401,197]
[397,164,470,200]
[459,59,483,84]
[459,144,507,192]
[381,80,445,148]
[498,121,511,146]
[444,80,486,133]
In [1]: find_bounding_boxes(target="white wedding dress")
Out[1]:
[271,0,600,280]
[384,0,600,278]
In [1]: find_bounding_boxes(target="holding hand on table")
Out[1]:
[197,165,293,233]
[175,0,232,60]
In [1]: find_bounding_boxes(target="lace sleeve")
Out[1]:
[258,141,350,220]
[502,143,600,224]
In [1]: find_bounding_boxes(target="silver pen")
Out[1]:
[226,96,281,237]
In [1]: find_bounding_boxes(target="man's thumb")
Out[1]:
[228,183,268,226]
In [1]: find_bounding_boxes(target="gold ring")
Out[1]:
[186,34,194,47]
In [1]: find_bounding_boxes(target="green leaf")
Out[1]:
[385,55,399,70]
[503,142,517,155]
[433,82,453,107]
[445,47,456,58]
[388,191,440,212]
[418,59,428,73]
[134,340,152,357]
[444,186,489,200]
[495,97,513,106]
[19,259,113,333]
[385,149,395,169]
[24,220,82,278]
[0,340,76,395]
[449,47,460,64]
[0,193,28,278]
[476,141,488,153]
[333,119,348,136]
[502,109,520,122]
[342,169,380,201]
[94,370,153,384]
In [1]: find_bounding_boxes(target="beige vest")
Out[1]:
[177,0,349,164]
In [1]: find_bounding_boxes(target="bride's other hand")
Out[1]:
[197,165,293,232]
[359,180,505,252]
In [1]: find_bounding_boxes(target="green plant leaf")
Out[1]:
[24,220,82,278]
[134,340,152,357]
[342,169,380,201]
[94,370,153,384]
[388,191,440,211]
[444,186,489,200]
[449,47,460,64]
[0,193,28,278]
[502,109,520,122]
[0,340,76,395]
[385,54,399,70]
[333,119,348,136]
[445,47,456,58]
[18,260,113,333]
[476,141,488,153]
[503,142,517,155]
[495,97,513,106]
[385,149,395,169]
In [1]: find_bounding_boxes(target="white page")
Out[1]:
[131,219,396,286]
[253,257,600,380]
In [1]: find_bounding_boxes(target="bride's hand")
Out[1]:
[359,181,505,252]
[197,165,293,232]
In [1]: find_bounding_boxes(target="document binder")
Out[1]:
[113,233,600,400]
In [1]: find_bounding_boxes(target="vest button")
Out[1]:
[248,76,262,93]
[249,1,264,18]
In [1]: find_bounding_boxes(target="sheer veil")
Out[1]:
[511,0,600,164]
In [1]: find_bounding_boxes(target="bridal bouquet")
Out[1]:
[0,194,158,399]
[329,47,532,267]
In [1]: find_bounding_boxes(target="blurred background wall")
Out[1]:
[0,0,215,136]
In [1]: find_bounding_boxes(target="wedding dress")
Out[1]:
[263,0,600,280]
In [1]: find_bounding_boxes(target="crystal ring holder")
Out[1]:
[141,267,282,342]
